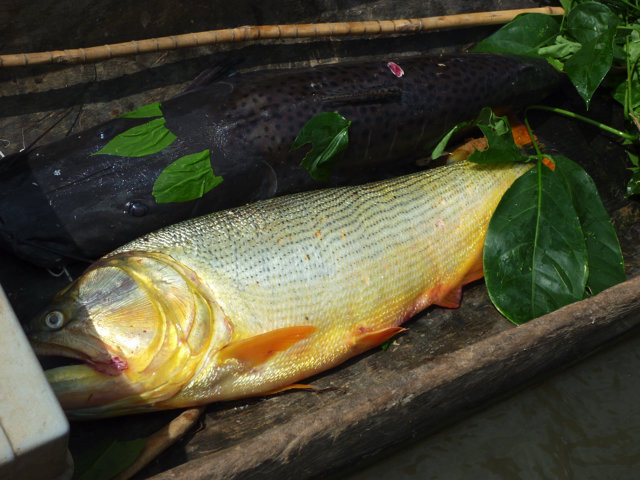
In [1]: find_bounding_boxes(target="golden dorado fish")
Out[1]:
[27,160,530,418]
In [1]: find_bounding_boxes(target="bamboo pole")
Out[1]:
[0,7,564,68]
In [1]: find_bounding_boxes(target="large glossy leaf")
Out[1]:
[93,118,177,157]
[73,438,146,480]
[152,149,223,203]
[467,108,523,164]
[430,120,473,160]
[291,111,351,181]
[554,156,625,295]
[473,13,561,57]
[484,162,588,324]
[563,2,620,108]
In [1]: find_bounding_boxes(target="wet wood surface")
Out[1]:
[1,1,639,479]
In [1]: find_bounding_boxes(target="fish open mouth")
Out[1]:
[31,340,128,377]
[30,340,142,413]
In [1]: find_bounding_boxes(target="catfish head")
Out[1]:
[27,251,231,418]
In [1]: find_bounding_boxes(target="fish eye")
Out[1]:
[44,310,65,330]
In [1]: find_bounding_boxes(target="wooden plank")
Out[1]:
[148,277,640,480]
[1,1,638,479]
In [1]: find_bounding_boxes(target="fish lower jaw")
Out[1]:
[44,363,144,412]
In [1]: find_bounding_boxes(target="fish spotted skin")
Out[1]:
[28,160,531,418]
[0,54,559,267]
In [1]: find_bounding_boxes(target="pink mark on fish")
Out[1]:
[91,356,129,376]
[386,62,404,78]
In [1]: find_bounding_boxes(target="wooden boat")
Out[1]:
[0,0,638,478]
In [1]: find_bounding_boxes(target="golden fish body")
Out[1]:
[28,160,530,418]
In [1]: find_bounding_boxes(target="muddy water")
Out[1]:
[348,324,640,479]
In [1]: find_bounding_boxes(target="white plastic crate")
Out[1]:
[0,285,72,480]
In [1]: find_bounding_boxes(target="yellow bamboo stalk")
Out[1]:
[0,7,564,68]
[113,406,205,480]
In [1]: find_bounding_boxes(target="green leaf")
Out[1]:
[559,0,577,14]
[628,164,640,196]
[612,76,640,110]
[473,13,562,57]
[430,121,473,160]
[73,437,146,480]
[291,112,351,182]
[152,149,223,203]
[93,118,177,157]
[564,2,620,108]
[467,108,524,164]
[484,162,588,324]
[613,33,640,110]
[554,156,625,295]
[119,101,163,118]
[537,35,582,60]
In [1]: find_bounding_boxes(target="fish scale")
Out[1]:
[117,161,531,405]
[29,160,532,417]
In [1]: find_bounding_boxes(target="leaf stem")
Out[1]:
[526,105,638,141]
[524,115,543,316]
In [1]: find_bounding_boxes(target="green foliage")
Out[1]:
[484,156,625,324]
[93,118,177,157]
[95,100,225,202]
[73,437,146,480]
[473,13,562,57]
[627,151,640,195]
[431,108,522,163]
[467,108,523,164]
[152,149,223,203]
[484,159,588,324]
[433,104,626,324]
[291,112,351,181]
[474,1,620,108]
[474,0,640,197]
[563,2,619,108]
[554,156,626,295]
[431,120,473,160]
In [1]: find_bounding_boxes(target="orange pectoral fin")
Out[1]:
[352,327,406,354]
[218,325,317,369]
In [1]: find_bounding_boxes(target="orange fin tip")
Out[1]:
[352,326,406,354]
[219,325,317,368]
[433,286,462,309]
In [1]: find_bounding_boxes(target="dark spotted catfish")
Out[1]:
[0,54,560,267]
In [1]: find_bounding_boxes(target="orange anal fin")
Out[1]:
[433,258,484,309]
[352,327,406,354]
[433,286,463,309]
[219,325,317,369]
[266,383,316,395]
